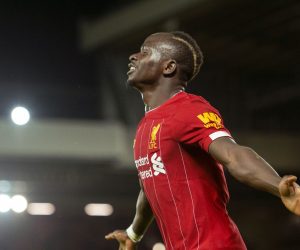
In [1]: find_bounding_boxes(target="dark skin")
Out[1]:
[105,33,300,249]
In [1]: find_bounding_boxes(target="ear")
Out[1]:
[163,59,177,76]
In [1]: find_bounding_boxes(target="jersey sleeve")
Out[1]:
[172,100,233,152]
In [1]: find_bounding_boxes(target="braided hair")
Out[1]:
[169,31,204,82]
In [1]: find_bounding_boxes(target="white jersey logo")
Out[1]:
[151,153,166,176]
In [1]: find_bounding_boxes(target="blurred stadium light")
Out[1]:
[0,194,11,213]
[10,195,28,213]
[84,203,114,216]
[0,194,28,213]
[153,242,166,250]
[27,203,55,215]
[11,106,30,126]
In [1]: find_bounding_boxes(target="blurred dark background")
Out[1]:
[0,0,299,249]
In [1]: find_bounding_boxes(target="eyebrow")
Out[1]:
[140,45,149,50]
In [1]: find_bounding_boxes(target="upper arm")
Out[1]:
[208,136,256,175]
[209,134,281,196]
[208,136,241,167]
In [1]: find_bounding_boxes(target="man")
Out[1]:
[105,31,300,250]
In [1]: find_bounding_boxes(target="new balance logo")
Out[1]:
[151,153,166,176]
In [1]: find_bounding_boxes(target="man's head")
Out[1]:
[127,31,203,89]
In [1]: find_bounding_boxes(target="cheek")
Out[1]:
[141,62,161,78]
[139,61,158,74]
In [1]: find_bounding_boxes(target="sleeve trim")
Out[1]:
[209,131,231,141]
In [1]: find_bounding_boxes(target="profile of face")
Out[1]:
[127,33,174,88]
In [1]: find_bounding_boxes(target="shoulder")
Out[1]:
[135,116,146,132]
[174,93,221,122]
[179,92,216,111]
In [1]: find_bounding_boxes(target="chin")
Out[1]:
[127,78,144,92]
[127,75,138,87]
[126,77,135,87]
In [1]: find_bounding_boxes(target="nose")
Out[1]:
[129,53,138,61]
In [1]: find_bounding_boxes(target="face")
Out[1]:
[127,33,173,87]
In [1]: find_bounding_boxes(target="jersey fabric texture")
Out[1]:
[133,91,247,250]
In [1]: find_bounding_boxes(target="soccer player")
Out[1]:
[105,31,300,250]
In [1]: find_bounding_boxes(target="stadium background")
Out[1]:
[0,0,299,249]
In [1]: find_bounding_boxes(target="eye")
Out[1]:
[140,46,149,55]
[141,49,148,55]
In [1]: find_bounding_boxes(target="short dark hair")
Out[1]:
[169,31,204,82]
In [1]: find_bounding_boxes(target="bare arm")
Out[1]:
[209,137,281,196]
[209,137,300,215]
[131,188,154,236]
[105,185,154,249]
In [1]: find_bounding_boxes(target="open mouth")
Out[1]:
[127,63,136,75]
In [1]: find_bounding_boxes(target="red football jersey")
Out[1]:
[133,92,247,250]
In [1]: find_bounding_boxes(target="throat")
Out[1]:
[144,90,183,113]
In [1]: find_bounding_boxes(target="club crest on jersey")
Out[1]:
[149,123,161,149]
[197,112,224,129]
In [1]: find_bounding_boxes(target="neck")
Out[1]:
[141,84,185,112]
